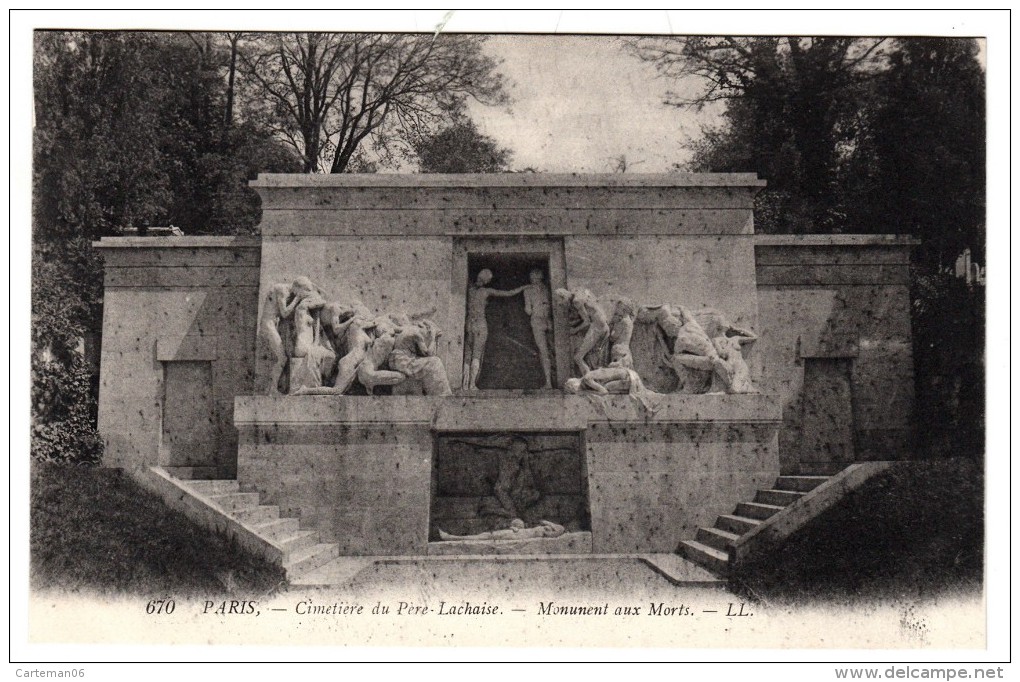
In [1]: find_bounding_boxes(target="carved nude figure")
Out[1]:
[259,282,303,395]
[291,293,327,358]
[331,316,375,394]
[389,319,453,396]
[639,303,724,375]
[554,287,610,376]
[289,291,336,391]
[565,366,634,396]
[710,332,758,394]
[608,297,638,369]
[438,519,566,542]
[463,269,526,391]
[564,360,663,413]
[451,435,542,523]
[355,318,406,395]
[523,268,554,388]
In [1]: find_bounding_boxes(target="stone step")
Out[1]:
[164,466,221,480]
[774,475,830,492]
[755,489,806,506]
[285,543,340,577]
[735,501,786,520]
[251,517,301,541]
[696,526,740,552]
[716,514,762,536]
[209,492,261,511]
[277,530,320,555]
[678,540,729,574]
[186,479,240,495]
[231,505,280,525]
[793,462,848,476]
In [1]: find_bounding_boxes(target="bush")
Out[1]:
[31,353,103,465]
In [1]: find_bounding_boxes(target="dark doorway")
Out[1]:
[467,253,551,390]
[801,357,856,465]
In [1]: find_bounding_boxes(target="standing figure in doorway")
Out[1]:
[463,269,525,392]
[554,287,610,376]
[523,268,554,389]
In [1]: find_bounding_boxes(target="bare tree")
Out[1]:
[223,32,241,134]
[627,36,888,108]
[239,32,508,173]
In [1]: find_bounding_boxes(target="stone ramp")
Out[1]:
[292,553,724,590]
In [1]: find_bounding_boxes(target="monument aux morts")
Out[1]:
[93,173,916,578]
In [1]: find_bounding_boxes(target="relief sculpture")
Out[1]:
[555,289,759,397]
[258,279,451,396]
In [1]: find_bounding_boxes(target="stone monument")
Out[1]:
[94,173,917,562]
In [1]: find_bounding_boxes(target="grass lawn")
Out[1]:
[30,462,287,597]
[733,458,984,606]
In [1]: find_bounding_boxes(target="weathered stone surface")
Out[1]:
[92,177,917,562]
[234,395,779,554]
[94,239,260,477]
[755,238,917,472]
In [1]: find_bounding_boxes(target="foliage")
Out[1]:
[31,463,287,596]
[631,36,890,234]
[911,270,984,460]
[31,240,104,464]
[845,38,985,270]
[31,357,104,465]
[238,32,509,173]
[31,31,304,462]
[631,36,986,459]
[413,117,512,173]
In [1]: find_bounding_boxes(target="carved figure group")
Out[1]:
[556,287,759,396]
[258,278,451,396]
[444,434,575,536]
[462,267,555,391]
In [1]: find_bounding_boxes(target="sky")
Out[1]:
[467,35,720,173]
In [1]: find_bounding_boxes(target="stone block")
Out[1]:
[156,335,218,361]
[255,184,761,212]
[564,235,759,331]
[756,264,910,286]
[755,244,911,267]
[98,244,260,268]
[259,208,755,237]
[105,265,261,288]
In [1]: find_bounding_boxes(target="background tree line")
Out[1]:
[32,32,984,463]
[31,30,513,462]
[630,36,985,458]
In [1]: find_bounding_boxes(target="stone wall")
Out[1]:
[754,236,917,472]
[250,173,765,391]
[234,394,781,555]
[90,175,920,560]
[94,237,261,477]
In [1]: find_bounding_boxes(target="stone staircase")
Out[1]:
[679,474,831,574]
[180,479,339,579]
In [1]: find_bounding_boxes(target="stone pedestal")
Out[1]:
[235,394,780,556]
